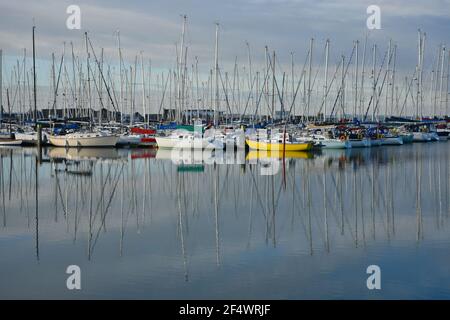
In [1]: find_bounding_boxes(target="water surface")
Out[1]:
[0,143,449,299]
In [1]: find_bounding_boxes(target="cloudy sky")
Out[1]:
[1,0,450,69]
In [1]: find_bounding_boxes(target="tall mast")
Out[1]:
[271,51,275,121]
[117,31,123,126]
[85,32,92,126]
[372,44,376,122]
[307,38,313,121]
[360,35,367,117]
[246,41,253,116]
[391,44,397,116]
[354,40,359,119]
[265,46,269,121]
[214,22,219,127]
[99,47,104,125]
[141,51,146,124]
[291,52,295,119]
[323,40,329,122]
[0,49,2,127]
[341,55,345,119]
[51,52,56,118]
[386,39,392,118]
[439,45,446,117]
[32,25,37,128]
[446,50,450,116]
[71,42,77,117]
[178,15,187,123]
[195,56,199,119]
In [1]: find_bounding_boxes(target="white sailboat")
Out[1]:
[301,134,351,149]
[0,132,22,146]
[48,131,119,147]
[155,130,222,149]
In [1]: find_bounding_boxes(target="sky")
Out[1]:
[1,0,450,115]
[1,0,450,68]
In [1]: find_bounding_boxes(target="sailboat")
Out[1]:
[246,132,313,151]
[0,132,22,146]
[48,131,119,147]
[117,127,157,147]
[155,130,222,149]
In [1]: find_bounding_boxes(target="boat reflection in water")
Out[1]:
[0,143,449,299]
[48,147,127,162]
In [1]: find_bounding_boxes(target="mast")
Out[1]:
[0,49,2,127]
[246,41,252,114]
[177,15,187,123]
[99,47,104,125]
[51,53,56,118]
[214,22,219,127]
[291,52,295,120]
[271,51,275,121]
[323,40,329,122]
[360,35,367,117]
[32,25,37,128]
[195,56,199,120]
[307,38,313,121]
[354,40,359,119]
[71,42,77,118]
[372,44,376,122]
[85,32,92,127]
[439,45,446,117]
[386,39,392,118]
[391,44,397,116]
[117,31,123,126]
[446,50,450,116]
[141,51,146,124]
[341,55,345,119]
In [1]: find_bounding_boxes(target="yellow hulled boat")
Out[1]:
[246,139,313,151]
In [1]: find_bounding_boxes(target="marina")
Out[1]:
[1,0,450,301]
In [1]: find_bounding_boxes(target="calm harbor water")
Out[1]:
[0,143,449,299]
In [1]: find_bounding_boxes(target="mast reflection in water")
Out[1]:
[0,144,449,299]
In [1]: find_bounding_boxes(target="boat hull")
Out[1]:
[320,140,351,149]
[348,138,370,148]
[155,136,221,149]
[381,137,403,145]
[412,132,431,142]
[117,135,142,146]
[49,135,119,147]
[400,134,414,144]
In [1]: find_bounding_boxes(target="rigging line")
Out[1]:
[363,49,389,121]
[316,59,342,115]
[286,48,310,116]
[372,49,396,117]
[329,43,356,118]
[87,33,118,113]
